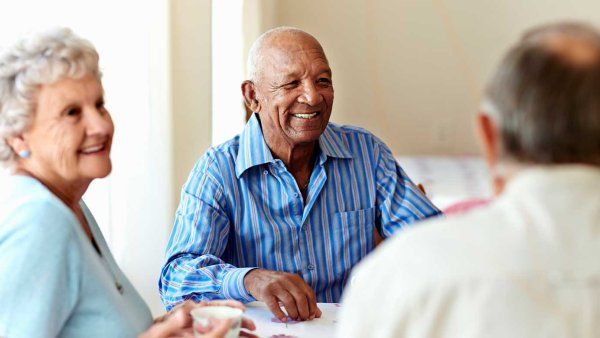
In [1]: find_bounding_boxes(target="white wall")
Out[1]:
[0,0,174,316]
[171,0,213,204]
[211,0,247,145]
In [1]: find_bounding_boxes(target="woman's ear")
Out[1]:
[6,135,29,155]
[241,80,260,113]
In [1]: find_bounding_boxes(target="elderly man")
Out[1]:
[338,21,600,337]
[159,27,440,321]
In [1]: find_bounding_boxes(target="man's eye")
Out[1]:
[318,78,332,85]
[284,80,300,89]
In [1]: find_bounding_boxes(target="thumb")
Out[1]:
[140,310,188,338]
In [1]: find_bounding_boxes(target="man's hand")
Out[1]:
[244,269,321,321]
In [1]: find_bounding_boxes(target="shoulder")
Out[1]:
[329,122,393,154]
[194,135,240,172]
[326,122,383,144]
[351,203,515,291]
[325,122,393,158]
[186,135,241,185]
[340,206,513,337]
[0,179,79,252]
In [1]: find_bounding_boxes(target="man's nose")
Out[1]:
[298,82,322,106]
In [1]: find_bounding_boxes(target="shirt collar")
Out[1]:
[235,114,354,178]
[235,114,275,178]
[318,123,354,161]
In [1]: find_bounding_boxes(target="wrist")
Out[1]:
[223,267,257,302]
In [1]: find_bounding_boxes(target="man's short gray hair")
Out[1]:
[483,21,600,166]
[0,27,100,168]
[246,26,321,81]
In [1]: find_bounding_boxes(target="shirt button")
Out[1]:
[307,264,315,270]
[263,170,268,175]
[294,192,299,198]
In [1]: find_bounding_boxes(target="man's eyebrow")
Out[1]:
[274,71,301,84]
[319,69,332,77]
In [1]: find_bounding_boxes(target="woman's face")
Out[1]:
[23,73,114,184]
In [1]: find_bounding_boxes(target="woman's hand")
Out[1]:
[139,300,257,338]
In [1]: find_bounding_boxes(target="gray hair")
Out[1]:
[483,21,600,166]
[0,27,101,168]
[246,26,324,81]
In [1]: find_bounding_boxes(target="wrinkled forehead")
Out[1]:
[258,34,330,78]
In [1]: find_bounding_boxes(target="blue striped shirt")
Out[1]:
[159,114,441,309]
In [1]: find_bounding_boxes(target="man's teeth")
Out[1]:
[294,112,318,119]
[81,145,104,154]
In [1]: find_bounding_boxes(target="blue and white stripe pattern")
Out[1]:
[159,114,441,309]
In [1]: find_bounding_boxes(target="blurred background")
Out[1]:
[1,0,599,315]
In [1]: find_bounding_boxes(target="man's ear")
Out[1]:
[476,112,499,168]
[241,80,261,113]
[477,112,508,195]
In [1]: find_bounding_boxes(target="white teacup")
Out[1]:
[190,306,243,338]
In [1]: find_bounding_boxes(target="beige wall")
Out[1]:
[171,0,212,209]
[245,0,600,156]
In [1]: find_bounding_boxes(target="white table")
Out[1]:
[244,302,340,338]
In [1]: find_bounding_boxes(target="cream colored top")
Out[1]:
[338,165,600,338]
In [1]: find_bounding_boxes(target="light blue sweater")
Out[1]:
[0,175,153,338]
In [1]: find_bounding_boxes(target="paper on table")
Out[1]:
[243,302,340,338]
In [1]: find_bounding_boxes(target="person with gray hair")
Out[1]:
[338,21,600,338]
[160,26,441,322]
[0,28,255,338]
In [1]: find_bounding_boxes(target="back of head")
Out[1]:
[483,21,600,166]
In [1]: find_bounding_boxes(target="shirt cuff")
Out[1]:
[221,267,257,302]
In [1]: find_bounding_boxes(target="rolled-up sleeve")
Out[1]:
[373,139,442,237]
[158,158,256,310]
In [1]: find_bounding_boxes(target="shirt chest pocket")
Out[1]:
[331,207,377,264]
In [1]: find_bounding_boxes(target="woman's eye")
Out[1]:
[96,101,107,112]
[66,108,81,116]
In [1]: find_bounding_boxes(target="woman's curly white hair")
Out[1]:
[0,27,101,168]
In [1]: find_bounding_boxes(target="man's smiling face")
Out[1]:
[253,33,334,147]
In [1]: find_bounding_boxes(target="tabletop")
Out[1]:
[243,302,340,338]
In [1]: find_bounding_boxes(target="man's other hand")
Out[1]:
[243,269,322,321]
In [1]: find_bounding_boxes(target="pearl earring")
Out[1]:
[18,150,31,159]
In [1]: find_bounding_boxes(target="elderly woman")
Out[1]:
[0,28,255,338]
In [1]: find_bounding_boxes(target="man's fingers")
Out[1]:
[307,298,319,320]
[282,279,310,320]
[290,274,319,320]
[276,289,299,320]
[315,306,322,318]
[265,295,287,321]
[298,281,319,319]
